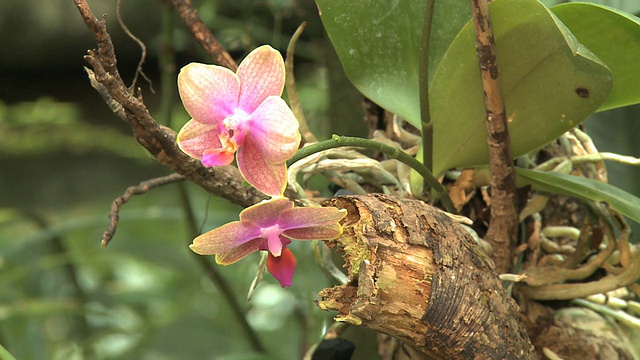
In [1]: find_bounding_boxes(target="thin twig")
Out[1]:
[102,174,186,247]
[470,0,518,274]
[176,183,266,354]
[23,211,93,358]
[170,0,237,70]
[159,0,177,127]
[286,22,318,144]
[116,0,154,92]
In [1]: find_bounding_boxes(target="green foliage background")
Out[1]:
[0,0,638,359]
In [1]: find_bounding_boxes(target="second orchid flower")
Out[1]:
[190,198,347,287]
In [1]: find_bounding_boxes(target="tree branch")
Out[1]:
[470,0,518,274]
[73,0,267,208]
[170,0,237,71]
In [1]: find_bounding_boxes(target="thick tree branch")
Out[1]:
[73,0,267,208]
[470,0,518,274]
[318,194,535,359]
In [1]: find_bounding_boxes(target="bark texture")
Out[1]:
[470,0,519,275]
[318,194,535,359]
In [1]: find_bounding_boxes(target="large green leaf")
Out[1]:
[316,0,471,127]
[430,0,613,175]
[552,3,640,111]
[515,168,640,224]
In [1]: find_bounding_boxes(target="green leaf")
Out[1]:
[516,168,640,224]
[430,0,613,175]
[552,3,640,111]
[316,0,471,127]
[545,0,640,15]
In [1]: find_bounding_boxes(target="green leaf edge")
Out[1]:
[552,2,640,111]
[515,167,640,224]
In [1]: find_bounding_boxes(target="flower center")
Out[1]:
[260,224,284,257]
[218,109,250,153]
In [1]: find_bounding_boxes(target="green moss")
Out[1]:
[339,234,371,277]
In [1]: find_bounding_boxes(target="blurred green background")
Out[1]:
[0,0,638,359]
[0,0,370,359]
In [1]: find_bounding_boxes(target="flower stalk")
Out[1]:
[288,135,456,213]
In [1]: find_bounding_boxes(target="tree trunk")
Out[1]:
[318,194,536,359]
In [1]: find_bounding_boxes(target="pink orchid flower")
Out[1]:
[190,198,347,287]
[176,45,301,197]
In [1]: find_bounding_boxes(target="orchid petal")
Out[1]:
[240,198,293,227]
[278,207,347,230]
[248,97,301,163]
[266,247,297,287]
[237,136,288,196]
[190,221,260,255]
[178,63,240,124]
[283,223,343,241]
[216,238,262,265]
[176,120,221,161]
[237,45,286,114]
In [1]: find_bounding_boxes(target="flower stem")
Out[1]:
[419,0,435,173]
[286,22,318,143]
[158,0,177,127]
[288,135,456,213]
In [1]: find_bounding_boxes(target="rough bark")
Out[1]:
[318,194,535,359]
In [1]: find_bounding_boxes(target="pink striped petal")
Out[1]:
[237,136,288,196]
[216,238,262,265]
[283,223,343,241]
[178,63,240,124]
[248,97,301,163]
[240,198,292,227]
[267,247,297,287]
[278,207,347,230]
[190,221,260,255]
[237,46,285,114]
[177,120,221,160]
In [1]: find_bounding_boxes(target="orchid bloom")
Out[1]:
[176,45,301,197]
[190,198,347,287]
